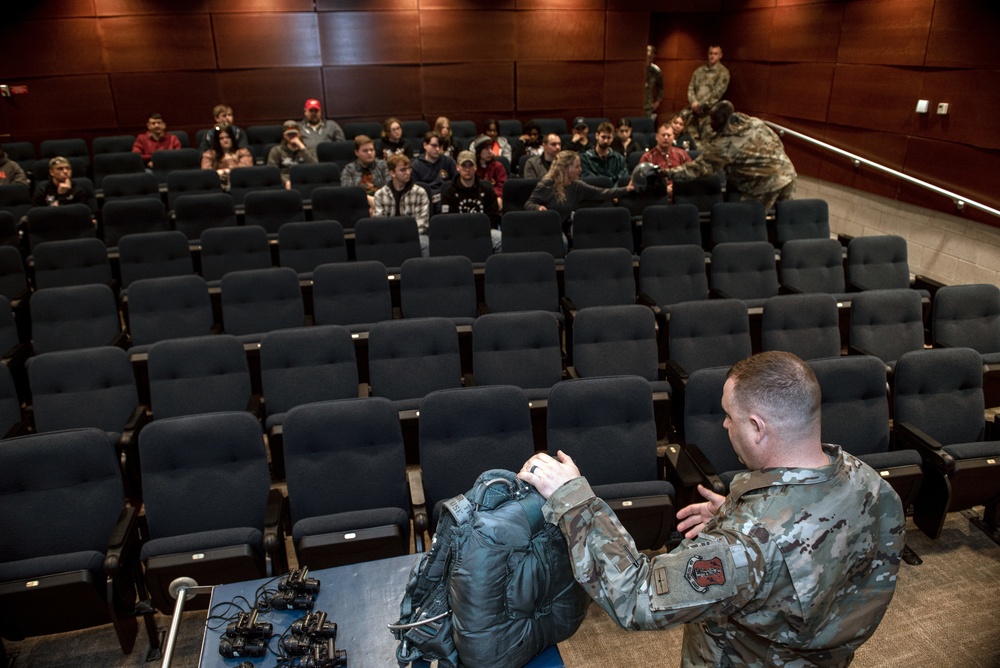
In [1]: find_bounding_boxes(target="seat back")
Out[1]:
[672,173,722,212]
[667,299,751,374]
[147,334,252,419]
[343,122,383,140]
[243,188,305,234]
[428,213,493,262]
[312,261,392,327]
[118,230,193,287]
[572,207,634,253]
[531,118,568,135]
[278,220,348,275]
[289,162,341,201]
[774,198,830,246]
[220,267,305,337]
[641,204,701,248]
[931,283,1000,354]
[684,366,741,475]
[563,248,636,309]
[572,304,659,381]
[101,197,170,247]
[173,192,236,240]
[199,225,272,282]
[400,256,476,319]
[809,355,890,458]
[315,140,359,169]
[92,151,144,187]
[847,235,910,291]
[639,245,709,306]
[310,186,369,230]
[500,178,540,214]
[499,209,564,257]
[152,148,202,184]
[709,241,778,302]
[893,347,986,446]
[401,120,430,140]
[164,166,221,207]
[354,216,421,269]
[849,289,924,364]
[779,238,846,294]
[260,325,359,417]
[473,311,563,391]
[28,346,138,433]
[25,203,95,251]
[368,318,461,401]
[761,294,841,361]
[228,165,284,206]
[101,172,161,203]
[30,284,121,354]
[92,135,135,154]
[32,238,112,290]
[0,246,26,300]
[126,275,214,347]
[483,251,559,314]
[710,201,768,245]
[40,138,89,167]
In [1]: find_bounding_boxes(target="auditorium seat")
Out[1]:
[641,204,702,249]
[277,220,348,279]
[709,241,778,308]
[32,238,113,290]
[100,197,170,248]
[499,210,564,258]
[310,185,368,231]
[572,207,635,253]
[243,188,305,236]
[117,231,194,288]
[289,162,341,202]
[761,294,842,361]
[30,284,124,354]
[172,192,236,241]
[354,216,421,271]
[199,225,272,284]
[427,212,493,263]
[220,267,306,343]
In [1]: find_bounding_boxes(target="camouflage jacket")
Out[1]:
[667,112,797,201]
[687,62,730,108]
[543,444,904,667]
[645,63,664,115]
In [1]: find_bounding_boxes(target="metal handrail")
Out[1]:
[765,120,1000,220]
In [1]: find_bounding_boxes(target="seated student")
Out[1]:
[376,117,413,160]
[510,121,542,173]
[200,124,253,191]
[611,117,644,156]
[580,122,628,182]
[267,120,318,187]
[524,134,561,180]
[411,131,457,213]
[340,134,390,212]
[638,124,692,202]
[298,98,345,151]
[440,150,502,252]
[0,148,28,186]
[472,135,507,209]
[569,117,591,153]
[525,150,633,240]
[473,119,512,164]
[132,112,182,168]
[373,154,431,256]
[32,156,96,212]
[434,116,457,159]
[199,104,249,152]
[670,111,697,151]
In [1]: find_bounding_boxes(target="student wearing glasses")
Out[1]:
[411,131,457,213]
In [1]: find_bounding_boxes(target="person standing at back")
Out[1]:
[687,45,730,142]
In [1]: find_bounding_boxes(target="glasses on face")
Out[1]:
[426,143,440,148]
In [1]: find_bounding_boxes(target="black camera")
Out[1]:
[283,612,338,656]
[298,638,348,668]
[225,610,273,639]
[219,609,272,658]
[219,635,267,658]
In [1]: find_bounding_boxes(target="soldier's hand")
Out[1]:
[519,450,580,500]
[676,484,726,539]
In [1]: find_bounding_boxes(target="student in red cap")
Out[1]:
[298,98,344,151]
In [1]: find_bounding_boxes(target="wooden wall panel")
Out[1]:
[769,3,843,63]
[819,125,908,199]
[725,61,770,116]
[1,19,105,78]
[837,0,933,67]
[110,72,222,128]
[318,11,421,65]
[208,0,315,12]
[765,63,834,122]
[421,63,516,114]
[94,0,206,16]
[322,66,422,119]
[615,0,721,11]
[421,0,514,8]
[516,62,605,112]
[828,65,923,134]
[219,69,325,125]
[12,0,95,18]
[902,137,1000,212]
[656,14,715,60]
[317,0,416,10]
[2,75,117,134]
[924,1,997,69]
[99,16,216,72]
[517,0,605,9]
[916,70,1000,151]
[761,115,828,179]
[214,13,321,69]
[606,12,650,62]
[603,61,646,111]
[661,59,703,109]
[723,0,775,9]
[515,11,605,61]
[718,9,772,62]
[419,11,516,64]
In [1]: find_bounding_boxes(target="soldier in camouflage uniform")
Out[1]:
[645,45,664,121]
[687,45,730,142]
[520,351,905,667]
[667,100,797,211]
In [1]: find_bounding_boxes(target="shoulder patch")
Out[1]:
[684,556,726,593]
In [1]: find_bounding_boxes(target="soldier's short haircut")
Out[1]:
[597,122,615,135]
[387,153,411,171]
[727,351,820,430]
[709,100,735,130]
[354,135,375,151]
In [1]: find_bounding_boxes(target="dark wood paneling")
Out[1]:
[718,9,772,62]
[111,72,222,128]
[208,0,315,11]
[606,12,650,62]
[723,0,774,9]
[516,11,605,61]
[916,70,1000,151]
[421,0,515,8]
[317,0,416,10]
[219,69,325,125]
[837,0,934,67]
[604,61,646,111]
[0,19,105,78]
[419,11,516,64]
[516,62,605,112]
[725,61,770,117]
[657,14,716,60]
[769,3,843,63]
[319,11,421,65]
[214,13,321,69]
[322,66,422,119]
[819,125,908,199]
[661,59,703,109]
[925,1,999,69]
[517,0,605,9]
[828,64,923,135]
[99,15,216,72]
[618,0,721,10]
[422,63,516,114]
[902,136,1000,213]
[765,63,834,122]
[2,75,118,133]
[94,0,206,15]
[11,0,95,18]
[605,106,644,123]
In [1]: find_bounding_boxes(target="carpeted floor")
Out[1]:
[6,511,1000,667]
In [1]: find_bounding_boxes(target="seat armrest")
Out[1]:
[895,421,954,472]
[565,366,581,379]
[408,467,428,548]
[560,296,578,322]
[104,505,140,576]
[663,359,690,389]
[263,488,287,566]
[636,292,661,316]
[710,287,732,299]
[245,394,264,420]
[680,442,728,496]
[477,301,491,316]
[359,382,372,397]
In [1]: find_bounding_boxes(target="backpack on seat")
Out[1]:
[391,469,587,668]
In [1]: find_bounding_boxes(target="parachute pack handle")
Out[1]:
[387,609,450,631]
